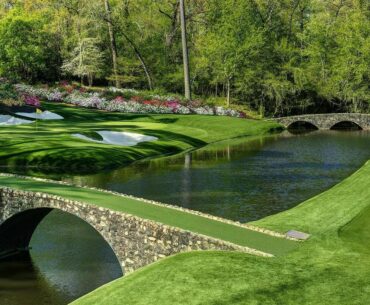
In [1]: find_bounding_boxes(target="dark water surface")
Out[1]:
[63,130,370,222]
[1,130,370,305]
[0,210,122,305]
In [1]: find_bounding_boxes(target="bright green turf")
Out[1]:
[0,175,297,256]
[71,161,370,305]
[0,102,280,174]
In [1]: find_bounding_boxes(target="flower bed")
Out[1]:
[13,83,247,118]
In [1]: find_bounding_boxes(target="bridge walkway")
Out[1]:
[0,175,298,257]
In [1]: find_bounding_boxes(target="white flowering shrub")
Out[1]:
[13,83,246,118]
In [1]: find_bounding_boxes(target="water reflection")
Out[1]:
[0,210,123,305]
[63,131,370,223]
[2,130,370,305]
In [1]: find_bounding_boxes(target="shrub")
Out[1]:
[0,98,24,107]
[23,95,40,107]
[0,13,61,82]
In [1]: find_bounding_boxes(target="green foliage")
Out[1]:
[62,38,104,86]
[0,82,17,100]
[0,11,61,82]
[0,0,368,115]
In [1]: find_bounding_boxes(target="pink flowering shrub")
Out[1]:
[114,96,126,103]
[23,95,40,107]
[12,83,246,118]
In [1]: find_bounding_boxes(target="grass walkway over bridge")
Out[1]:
[0,175,298,257]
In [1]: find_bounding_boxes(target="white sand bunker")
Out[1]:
[73,131,158,147]
[0,115,33,126]
[16,111,64,120]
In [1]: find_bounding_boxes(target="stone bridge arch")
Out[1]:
[275,113,370,130]
[0,207,122,269]
[0,187,246,274]
[285,120,319,130]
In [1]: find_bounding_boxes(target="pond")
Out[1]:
[1,130,370,305]
[0,210,122,305]
[63,130,370,222]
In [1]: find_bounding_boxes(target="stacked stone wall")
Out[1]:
[0,187,271,274]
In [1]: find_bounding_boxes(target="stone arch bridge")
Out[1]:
[0,185,276,274]
[274,113,370,130]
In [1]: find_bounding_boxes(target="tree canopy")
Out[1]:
[0,0,368,115]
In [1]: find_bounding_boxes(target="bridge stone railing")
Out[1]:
[0,187,270,274]
[274,113,370,130]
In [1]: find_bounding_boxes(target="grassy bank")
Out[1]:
[71,161,370,305]
[0,102,280,174]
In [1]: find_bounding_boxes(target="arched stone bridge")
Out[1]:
[274,113,370,130]
[0,186,271,274]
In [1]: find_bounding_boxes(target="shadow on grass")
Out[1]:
[44,103,180,125]
[0,127,206,175]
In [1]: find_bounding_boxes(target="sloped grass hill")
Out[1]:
[71,161,370,305]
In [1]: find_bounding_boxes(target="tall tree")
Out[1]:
[104,0,120,88]
[180,0,191,99]
[62,38,104,86]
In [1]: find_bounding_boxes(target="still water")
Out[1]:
[1,130,370,305]
[64,130,370,222]
[0,210,122,305]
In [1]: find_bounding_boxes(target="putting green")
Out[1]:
[0,102,281,175]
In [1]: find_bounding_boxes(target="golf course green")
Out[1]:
[0,102,280,174]
[1,102,369,305]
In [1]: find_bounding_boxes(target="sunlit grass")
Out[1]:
[71,161,370,305]
[0,102,279,175]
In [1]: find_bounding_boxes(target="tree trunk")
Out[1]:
[121,32,153,90]
[88,73,93,87]
[180,0,191,100]
[226,78,231,107]
[104,0,120,88]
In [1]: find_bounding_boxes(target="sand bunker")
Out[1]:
[16,111,64,120]
[72,131,158,146]
[0,115,33,126]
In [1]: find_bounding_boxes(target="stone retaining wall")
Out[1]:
[0,187,272,274]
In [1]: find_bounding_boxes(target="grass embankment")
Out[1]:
[0,102,280,174]
[0,175,297,256]
[71,162,370,305]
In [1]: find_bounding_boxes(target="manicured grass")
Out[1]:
[0,175,297,256]
[253,160,370,234]
[0,103,280,174]
[71,161,370,305]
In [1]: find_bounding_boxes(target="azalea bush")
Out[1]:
[0,82,18,99]
[23,95,41,107]
[12,82,246,118]
[0,98,24,107]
